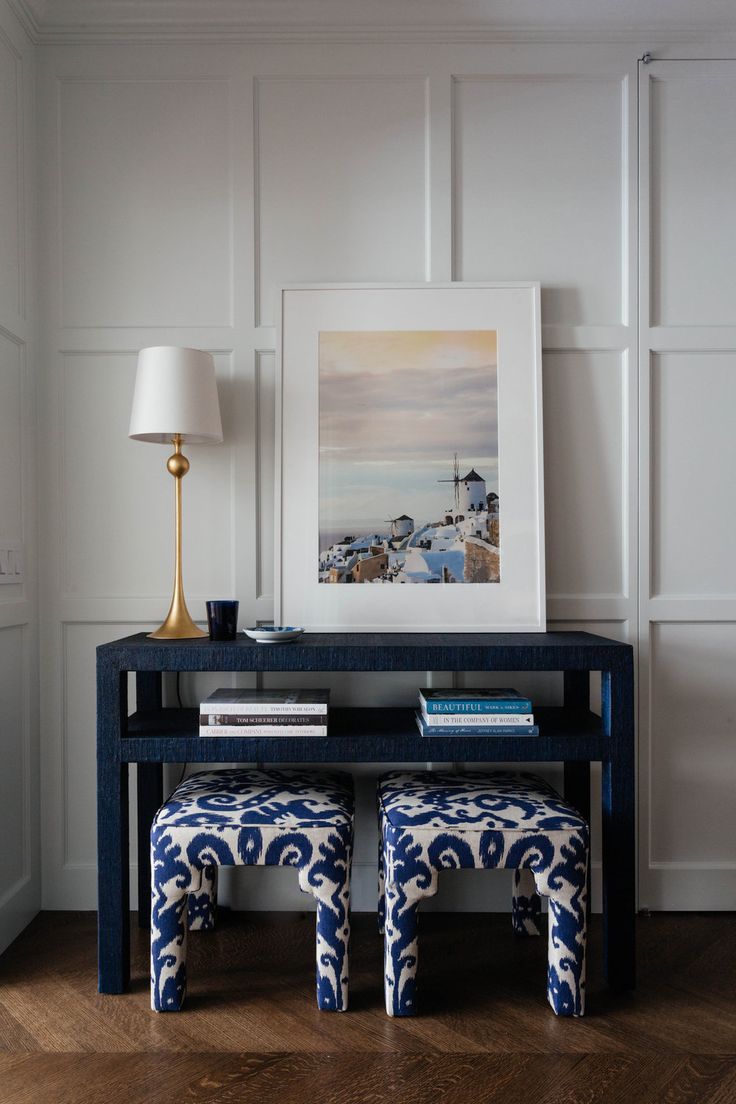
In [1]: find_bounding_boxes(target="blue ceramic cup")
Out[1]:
[206,600,239,641]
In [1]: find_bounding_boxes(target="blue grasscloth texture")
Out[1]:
[378,770,589,1017]
[150,767,353,1012]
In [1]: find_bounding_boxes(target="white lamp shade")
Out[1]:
[129,346,224,444]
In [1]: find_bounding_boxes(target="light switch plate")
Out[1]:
[0,544,23,584]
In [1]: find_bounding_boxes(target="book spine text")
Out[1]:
[420,710,534,726]
[200,713,324,726]
[199,702,327,715]
[421,699,532,714]
[200,725,328,738]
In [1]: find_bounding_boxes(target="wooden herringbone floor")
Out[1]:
[0,911,734,1102]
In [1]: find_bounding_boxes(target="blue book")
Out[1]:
[416,712,539,737]
[419,688,533,714]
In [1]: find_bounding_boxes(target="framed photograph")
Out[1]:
[275,283,545,632]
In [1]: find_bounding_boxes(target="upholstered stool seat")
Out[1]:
[150,767,353,1012]
[378,770,589,1017]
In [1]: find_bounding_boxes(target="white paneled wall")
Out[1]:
[639,59,736,909]
[453,75,626,325]
[36,40,734,913]
[255,76,429,325]
[0,0,39,952]
[59,78,233,330]
[542,351,627,599]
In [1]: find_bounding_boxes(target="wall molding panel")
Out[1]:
[0,27,25,327]
[57,75,234,331]
[452,72,631,327]
[254,349,275,603]
[0,0,38,954]
[253,74,431,326]
[639,58,736,910]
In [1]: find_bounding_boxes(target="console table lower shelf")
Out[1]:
[124,705,606,761]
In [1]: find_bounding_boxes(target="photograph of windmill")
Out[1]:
[318,330,500,584]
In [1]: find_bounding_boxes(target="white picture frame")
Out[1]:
[275,282,545,632]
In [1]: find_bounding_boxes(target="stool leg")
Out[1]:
[512,867,541,936]
[378,837,386,935]
[535,839,588,1017]
[316,899,350,1012]
[188,864,218,931]
[151,887,189,1012]
[383,884,421,1017]
[545,892,587,1016]
[381,822,438,1018]
[297,829,352,1012]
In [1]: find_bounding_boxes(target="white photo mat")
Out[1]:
[275,283,545,632]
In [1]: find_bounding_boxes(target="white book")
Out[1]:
[200,724,327,738]
[420,708,534,727]
[199,688,329,715]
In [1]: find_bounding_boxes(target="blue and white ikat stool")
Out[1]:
[150,767,353,1013]
[378,770,589,1017]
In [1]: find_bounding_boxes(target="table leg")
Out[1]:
[137,764,163,929]
[563,671,592,817]
[97,661,130,993]
[602,666,636,991]
[563,672,592,919]
[564,761,591,923]
[563,762,591,821]
[135,673,164,930]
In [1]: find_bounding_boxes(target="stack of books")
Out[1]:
[199,688,329,738]
[416,688,538,737]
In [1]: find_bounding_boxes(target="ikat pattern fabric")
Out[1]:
[378,846,542,936]
[378,770,588,1018]
[187,864,217,931]
[151,768,353,1013]
[512,867,542,937]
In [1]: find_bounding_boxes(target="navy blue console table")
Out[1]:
[96,630,635,996]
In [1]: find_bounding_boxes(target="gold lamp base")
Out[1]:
[148,434,208,640]
[148,595,207,640]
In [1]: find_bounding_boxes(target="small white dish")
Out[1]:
[243,626,304,643]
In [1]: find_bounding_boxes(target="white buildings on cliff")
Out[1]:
[319,462,500,585]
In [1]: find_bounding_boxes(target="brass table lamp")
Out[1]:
[129,346,223,639]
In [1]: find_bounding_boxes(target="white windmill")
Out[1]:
[385,514,414,540]
[458,468,487,513]
[438,453,461,518]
